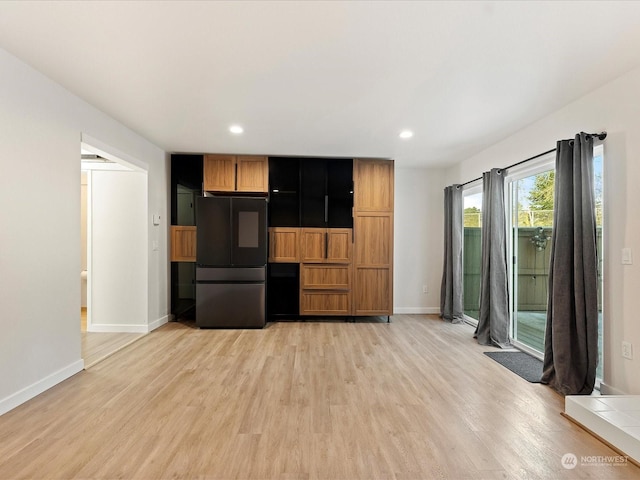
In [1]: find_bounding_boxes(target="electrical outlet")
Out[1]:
[422,285,428,294]
[622,341,633,360]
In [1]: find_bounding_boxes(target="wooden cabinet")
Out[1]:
[203,154,268,193]
[269,227,300,263]
[171,226,197,262]
[203,154,235,192]
[237,156,269,193]
[299,228,352,315]
[300,264,351,315]
[353,159,394,316]
[354,158,394,212]
[300,228,352,263]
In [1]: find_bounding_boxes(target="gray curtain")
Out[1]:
[440,185,464,323]
[541,133,598,395]
[475,169,511,347]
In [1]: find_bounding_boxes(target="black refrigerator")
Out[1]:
[195,196,267,328]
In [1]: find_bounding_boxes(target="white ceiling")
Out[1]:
[2,1,640,167]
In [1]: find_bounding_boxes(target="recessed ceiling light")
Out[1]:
[399,130,413,139]
[229,125,244,134]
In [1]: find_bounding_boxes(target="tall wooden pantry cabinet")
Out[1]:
[353,159,394,317]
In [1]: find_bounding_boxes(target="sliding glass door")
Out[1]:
[594,145,604,382]
[509,147,604,384]
[510,167,554,353]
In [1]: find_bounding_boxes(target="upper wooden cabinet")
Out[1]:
[203,154,235,192]
[237,156,269,193]
[354,158,394,213]
[300,228,352,264]
[203,154,268,193]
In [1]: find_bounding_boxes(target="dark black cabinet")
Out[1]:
[171,154,203,226]
[268,157,300,227]
[267,263,299,317]
[326,159,354,228]
[269,157,353,228]
[170,154,203,319]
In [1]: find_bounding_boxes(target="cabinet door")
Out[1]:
[354,159,394,213]
[300,228,326,262]
[269,157,300,227]
[269,228,300,263]
[171,226,197,262]
[326,159,353,228]
[353,212,393,316]
[300,159,327,227]
[204,154,236,192]
[326,228,352,263]
[354,214,392,267]
[353,267,391,315]
[237,156,268,193]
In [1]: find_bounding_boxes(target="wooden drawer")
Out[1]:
[301,265,350,290]
[300,291,350,316]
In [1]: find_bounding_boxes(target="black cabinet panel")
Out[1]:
[301,160,327,227]
[269,157,353,228]
[268,157,300,227]
[326,159,353,228]
[267,263,299,317]
[171,154,203,318]
[171,154,203,226]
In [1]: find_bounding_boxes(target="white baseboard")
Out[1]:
[88,323,149,333]
[393,307,440,315]
[148,314,169,332]
[0,359,84,416]
[600,382,627,395]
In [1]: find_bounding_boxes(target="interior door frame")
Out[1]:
[81,135,149,336]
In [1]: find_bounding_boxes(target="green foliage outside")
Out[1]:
[463,207,481,227]
[517,170,602,226]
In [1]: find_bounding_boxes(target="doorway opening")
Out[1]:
[80,141,148,367]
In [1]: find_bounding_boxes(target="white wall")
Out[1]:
[0,47,168,415]
[394,167,445,314]
[90,170,148,332]
[445,65,640,395]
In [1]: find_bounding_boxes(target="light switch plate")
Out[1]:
[152,214,161,226]
[622,247,633,265]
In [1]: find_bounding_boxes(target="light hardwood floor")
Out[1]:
[1,315,637,479]
[80,308,145,368]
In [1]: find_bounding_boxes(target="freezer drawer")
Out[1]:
[196,282,265,328]
[196,267,265,282]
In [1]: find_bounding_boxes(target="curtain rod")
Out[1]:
[457,131,607,188]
